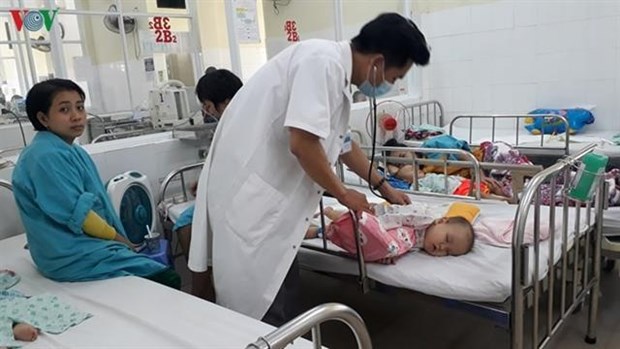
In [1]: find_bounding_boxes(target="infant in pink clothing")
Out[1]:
[306,203,475,263]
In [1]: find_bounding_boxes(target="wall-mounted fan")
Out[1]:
[365,100,412,145]
[30,22,65,53]
[103,4,136,34]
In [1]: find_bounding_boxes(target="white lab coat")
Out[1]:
[188,39,353,319]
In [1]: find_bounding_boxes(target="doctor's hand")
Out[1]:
[337,188,373,214]
[379,184,411,205]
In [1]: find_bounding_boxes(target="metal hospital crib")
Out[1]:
[340,143,544,203]
[157,162,204,260]
[303,143,604,349]
[448,114,570,162]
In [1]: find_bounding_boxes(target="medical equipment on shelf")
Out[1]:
[149,80,193,129]
[88,113,156,143]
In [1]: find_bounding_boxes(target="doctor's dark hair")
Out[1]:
[195,69,243,106]
[351,13,430,68]
[26,79,86,131]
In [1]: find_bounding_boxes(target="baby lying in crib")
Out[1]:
[383,139,511,201]
[305,202,478,263]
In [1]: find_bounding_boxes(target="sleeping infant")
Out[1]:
[306,202,479,263]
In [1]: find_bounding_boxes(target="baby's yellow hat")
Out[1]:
[445,202,480,224]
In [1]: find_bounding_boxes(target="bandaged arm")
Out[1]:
[82,211,132,246]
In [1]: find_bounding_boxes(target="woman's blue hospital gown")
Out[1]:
[11,132,166,282]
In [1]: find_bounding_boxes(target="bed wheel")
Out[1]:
[585,336,597,344]
[603,258,616,272]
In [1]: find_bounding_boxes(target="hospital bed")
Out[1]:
[341,144,543,203]
[0,232,377,349]
[397,99,444,128]
[0,179,370,349]
[301,143,604,349]
[447,114,620,161]
[157,162,204,261]
[371,99,617,163]
[447,114,571,160]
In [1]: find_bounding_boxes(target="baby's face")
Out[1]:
[423,221,471,257]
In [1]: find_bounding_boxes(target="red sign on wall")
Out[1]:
[149,16,177,43]
[284,20,299,42]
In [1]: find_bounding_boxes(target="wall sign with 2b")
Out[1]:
[149,16,177,44]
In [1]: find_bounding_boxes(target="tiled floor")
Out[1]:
[174,257,620,349]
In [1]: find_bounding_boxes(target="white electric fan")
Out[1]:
[365,100,412,145]
[106,171,156,245]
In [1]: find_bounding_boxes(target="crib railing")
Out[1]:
[403,100,444,128]
[0,179,11,191]
[511,143,601,349]
[352,145,484,200]
[449,114,570,156]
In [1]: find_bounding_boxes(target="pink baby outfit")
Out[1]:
[325,204,440,263]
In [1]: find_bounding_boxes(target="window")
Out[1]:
[0,0,202,115]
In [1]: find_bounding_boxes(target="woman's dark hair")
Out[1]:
[26,79,86,131]
[351,13,430,68]
[195,69,243,106]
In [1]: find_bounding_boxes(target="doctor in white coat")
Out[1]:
[188,13,431,325]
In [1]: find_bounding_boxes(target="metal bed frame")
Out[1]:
[0,179,11,190]
[304,144,603,349]
[449,114,570,157]
[363,100,444,146]
[340,144,543,203]
[246,303,372,349]
[401,100,444,128]
[157,162,205,260]
[352,145,483,199]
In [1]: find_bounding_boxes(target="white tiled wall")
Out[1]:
[420,0,620,131]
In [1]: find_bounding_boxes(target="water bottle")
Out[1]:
[568,152,609,201]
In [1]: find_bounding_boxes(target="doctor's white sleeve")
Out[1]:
[283,56,344,139]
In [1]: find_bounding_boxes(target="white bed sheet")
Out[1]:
[403,126,620,157]
[300,194,591,303]
[1,234,313,348]
[603,207,620,234]
[165,200,194,223]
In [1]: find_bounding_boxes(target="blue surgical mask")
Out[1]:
[358,65,393,97]
[359,80,393,97]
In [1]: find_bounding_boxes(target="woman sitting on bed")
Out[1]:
[305,202,478,263]
[11,79,180,289]
[383,139,510,201]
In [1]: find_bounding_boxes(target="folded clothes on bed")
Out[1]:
[474,217,551,248]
